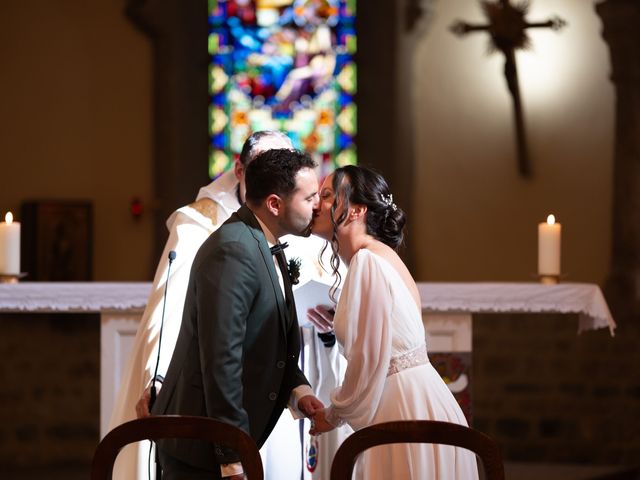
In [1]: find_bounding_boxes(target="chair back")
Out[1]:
[330,420,504,480]
[91,415,263,480]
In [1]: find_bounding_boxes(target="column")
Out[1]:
[596,0,640,320]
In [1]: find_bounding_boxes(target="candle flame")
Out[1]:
[546,214,556,225]
[5,212,13,224]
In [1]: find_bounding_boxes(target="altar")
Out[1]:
[0,281,615,437]
[420,282,616,352]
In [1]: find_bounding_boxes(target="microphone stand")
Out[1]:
[149,250,176,410]
[148,250,176,480]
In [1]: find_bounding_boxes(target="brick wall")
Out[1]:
[472,313,640,465]
[1,311,638,473]
[0,313,99,475]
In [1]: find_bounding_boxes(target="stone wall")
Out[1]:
[0,314,99,476]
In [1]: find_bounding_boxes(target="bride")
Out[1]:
[308,165,479,479]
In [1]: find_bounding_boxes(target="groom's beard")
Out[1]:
[282,213,314,237]
[299,221,313,237]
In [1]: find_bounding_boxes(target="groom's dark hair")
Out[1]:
[245,148,316,204]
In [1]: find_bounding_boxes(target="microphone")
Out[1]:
[149,249,176,410]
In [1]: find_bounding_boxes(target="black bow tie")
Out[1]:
[270,242,289,256]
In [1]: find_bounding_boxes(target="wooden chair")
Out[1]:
[91,415,263,480]
[330,420,504,480]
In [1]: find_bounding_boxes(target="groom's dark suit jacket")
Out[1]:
[152,204,309,470]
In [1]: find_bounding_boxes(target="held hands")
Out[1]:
[307,304,335,333]
[297,395,335,436]
[309,409,336,436]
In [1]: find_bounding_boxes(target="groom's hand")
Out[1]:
[297,394,324,417]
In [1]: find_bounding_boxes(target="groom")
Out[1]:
[151,148,324,479]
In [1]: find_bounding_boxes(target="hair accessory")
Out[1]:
[381,193,397,211]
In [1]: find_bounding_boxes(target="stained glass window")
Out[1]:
[208,0,357,179]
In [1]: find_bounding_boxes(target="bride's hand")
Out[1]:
[310,409,336,435]
[307,304,335,333]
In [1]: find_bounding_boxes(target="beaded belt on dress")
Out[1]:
[387,344,429,377]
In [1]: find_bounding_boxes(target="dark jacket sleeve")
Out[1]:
[195,240,258,463]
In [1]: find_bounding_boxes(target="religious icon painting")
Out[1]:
[20,201,93,281]
[208,0,357,179]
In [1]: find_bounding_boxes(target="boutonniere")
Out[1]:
[288,257,302,285]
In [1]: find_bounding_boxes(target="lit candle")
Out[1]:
[538,214,561,276]
[0,212,21,274]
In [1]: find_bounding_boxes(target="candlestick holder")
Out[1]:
[0,272,28,284]
[537,273,561,285]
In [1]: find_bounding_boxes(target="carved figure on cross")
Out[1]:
[451,0,566,177]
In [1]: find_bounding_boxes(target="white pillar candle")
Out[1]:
[538,214,561,276]
[0,212,21,274]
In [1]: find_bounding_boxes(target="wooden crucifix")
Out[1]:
[451,0,566,177]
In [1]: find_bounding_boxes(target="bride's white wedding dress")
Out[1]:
[325,249,479,479]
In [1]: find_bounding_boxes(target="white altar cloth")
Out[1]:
[0,282,150,312]
[0,281,615,334]
[418,282,616,336]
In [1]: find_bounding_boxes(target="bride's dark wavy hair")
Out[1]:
[321,165,406,300]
